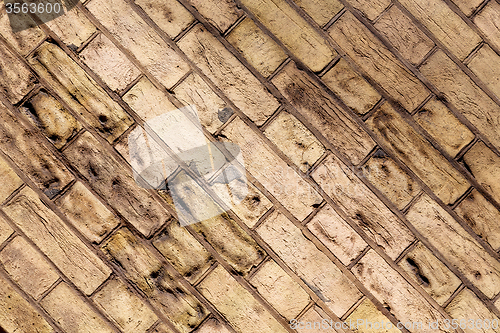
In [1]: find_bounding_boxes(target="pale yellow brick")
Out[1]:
[468,45,500,100]
[198,265,288,333]
[0,215,13,246]
[257,211,362,316]
[0,42,36,104]
[0,155,23,203]
[56,181,120,244]
[294,0,343,26]
[153,323,176,333]
[227,18,287,77]
[44,6,96,47]
[194,317,233,333]
[347,298,401,333]
[0,236,59,300]
[250,260,310,319]
[80,34,141,92]
[264,111,325,172]
[344,0,391,21]
[134,0,194,38]
[307,204,367,266]
[450,0,484,16]
[187,0,242,32]
[240,0,337,72]
[321,58,381,115]
[295,307,333,333]
[93,278,158,333]
[231,182,272,228]
[474,1,500,50]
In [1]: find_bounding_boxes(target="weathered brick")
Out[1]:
[44,6,96,47]
[293,0,343,27]
[227,182,272,228]
[312,154,415,259]
[21,90,81,149]
[187,0,242,32]
[240,0,337,72]
[64,131,169,237]
[0,236,59,300]
[87,0,190,88]
[153,323,176,333]
[249,260,310,319]
[80,34,141,92]
[0,215,13,246]
[352,250,451,332]
[474,1,500,51]
[226,18,287,78]
[347,298,401,333]
[445,288,500,333]
[222,117,322,220]
[195,317,232,333]
[0,274,54,333]
[468,45,500,99]
[398,0,481,60]
[178,24,280,125]
[455,189,500,251]
[366,103,469,204]
[4,187,111,295]
[321,58,381,115]
[307,204,367,265]
[413,98,474,157]
[93,278,158,333]
[134,0,194,38]
[329,12,429,112]
[102,228,208,333]
[0,42,36,104]
[257,211,362,316]
[0,154,23,203]
[198,265,288,333]
[450,0,484,17]
[56,181,120,244]
[363,150,420,210]
[344,0,391,21]
[296,307,334,333]
[153,220,214,283]
[421,50,500,151]
[374,5,434,66]
[30,42,134,143]
[272,61,375,164]
[41,282,114,333]
[264,111,325,172]
[399,242,461,306]
[406,194,500,298]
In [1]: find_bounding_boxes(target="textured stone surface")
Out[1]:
[474,1,500,50]
[468,44,500,100]
[347,298,401,333]
[0,154,23,203]
[134,0,194,38]
[0,42,36,104]
[344,0,391,21]
[44,6,96,47]
[294,0,343,26]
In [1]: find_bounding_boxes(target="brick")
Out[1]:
[222,117,322,220]
[226,18,287,77]
[421,50,500,151]
[264,111,325,172]
[296,307,333,333]
[0,102,73,198]
[406,194,500,298]
[249,260,310,319]
[44,7,96,47]
[240,0,337,72]
[0,154,23,203]
[347,298,401,333]
[187,0,242,32]
[173,73,227,133]
[4,187,111,295]
[102,228,208,332]
[352,250,450,332]
[153,220,214,283]
[474,1,500,51]
[445,288,500,333]
[363,151,420,210]
[93,278,158,333]
[413,98,474,157]
[80,34,141,92]
[450,0,484,16]
[329,12,429,112]
[56,181,120,244]
[321,58,381,115]
[0,236,59,300]
[64,131,169,237]
[272,61,375,164]
[198,265,288,333]
[344,0,391,21]
[21,90,81,149]
[468,45,500,99]
[178,25,280,125]
[399,242,461,306]
[29,42,134,143]
[293,0,343,27]
[374,6,434,66]
[225,182,272,228]
[153,323,176,333]
[307,204,367,265]
[398,0,481,60]
[366,103,469,204]
[0,215,13,246]
[257,211,362,316]
[0,42,36,104]
[41,282,114,333]
[455,189,500,251]
[312,154,415,259]
[0,274,54,333]
[134,0,194,38]
[195,317,232,333]
[87,0,190,89]
[463,141,500,204]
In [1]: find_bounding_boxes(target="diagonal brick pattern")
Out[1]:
[0,0,500,332]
